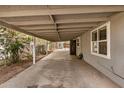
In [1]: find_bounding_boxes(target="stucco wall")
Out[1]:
[76,37,81,56]
[78,12,124,87]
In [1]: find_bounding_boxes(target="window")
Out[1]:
[76,38,80,47]
[92,31,97,41]
[91,22,110,59]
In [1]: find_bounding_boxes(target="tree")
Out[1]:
[6,39,24,63]
[0,27,32,64]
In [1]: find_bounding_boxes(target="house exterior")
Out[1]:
[76,12,124,87]
[0,5,124,87]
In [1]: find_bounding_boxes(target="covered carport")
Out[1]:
[0,6,124,56]
[0,6,123,41]
[0,5,124,88]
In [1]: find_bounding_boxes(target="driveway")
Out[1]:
[0,49,119,88]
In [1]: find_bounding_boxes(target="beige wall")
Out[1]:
[77,12,124,87]
[76,37,82,56]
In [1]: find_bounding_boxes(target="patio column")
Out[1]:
[46,41,49,55]
[32,37,36,64]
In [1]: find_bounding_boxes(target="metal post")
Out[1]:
[33,37,36,64]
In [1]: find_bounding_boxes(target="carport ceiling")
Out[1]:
[0,5,124,41]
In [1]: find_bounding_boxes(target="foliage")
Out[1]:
[0,26,49,66]
[6,39,24,63]
[36,45,47,55]
[0,27,32,64]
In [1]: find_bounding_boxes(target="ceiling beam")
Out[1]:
[59,27,91,30]
[49,15,61,41]
[59,31,86,33]
[39,34,58,36]
[26,28,90,33]
[37,35,58,41]
[60,33,82,41]
[18,23,98,29]
[0,20,55,41]
[24,28,56,31]
[7,20,53,25]
[0,6,123,17]
[0,20,37,37]
[27,29,56,32]
[56,17,108,24]
[6,17,108,26]
[17,24,54,27]
[58,23,98,29]
[58,28,90,32]
[21,24,97,30]
[24,27,91,31]
[28,30,87,33]
[20,25,55,30]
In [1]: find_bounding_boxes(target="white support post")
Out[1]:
[46,41,49,55]
[32,37,36,64]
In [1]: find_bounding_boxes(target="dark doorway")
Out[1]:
[70,40,76,55]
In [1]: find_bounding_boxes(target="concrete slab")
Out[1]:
[0,49,120,88]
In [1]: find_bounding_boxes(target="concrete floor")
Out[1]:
[0,49,120,88]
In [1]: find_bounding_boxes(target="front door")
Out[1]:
[70,40,76,55]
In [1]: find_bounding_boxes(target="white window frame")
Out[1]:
[91,21,111,59]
